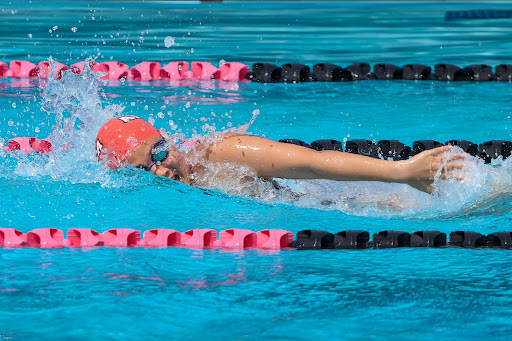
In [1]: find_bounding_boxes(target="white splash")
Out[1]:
[164,36,175,48]
[4,59,127,187]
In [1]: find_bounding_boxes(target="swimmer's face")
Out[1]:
[127,135,190,184]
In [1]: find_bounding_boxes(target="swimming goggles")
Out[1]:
[146,139,169,172]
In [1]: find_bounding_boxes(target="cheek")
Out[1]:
[162,154,180,168]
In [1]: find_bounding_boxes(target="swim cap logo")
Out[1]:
[118,116,139,123]
[95,139,104,160]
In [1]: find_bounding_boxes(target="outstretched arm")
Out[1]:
[206,135,466,193]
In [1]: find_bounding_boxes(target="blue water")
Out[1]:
[1,2,512,340]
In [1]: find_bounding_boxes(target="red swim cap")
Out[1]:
[95,116,161,169]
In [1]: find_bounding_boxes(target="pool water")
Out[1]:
[1,2,512,340]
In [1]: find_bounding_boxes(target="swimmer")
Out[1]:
[95,116,467,194]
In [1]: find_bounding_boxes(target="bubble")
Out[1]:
[11,103,16,108]
[52,25,58,31]
[164,36,175,48]
[28,33,32,38]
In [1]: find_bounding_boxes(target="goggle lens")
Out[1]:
[146,139,169,171]
[152,149,168,162]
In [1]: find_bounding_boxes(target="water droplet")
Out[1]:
[164,36,175,48]
[71,27,77,32]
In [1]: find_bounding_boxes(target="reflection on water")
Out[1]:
[1,247,512,340]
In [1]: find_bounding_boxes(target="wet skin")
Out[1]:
[126,134,467,194]
[126,135,192,185]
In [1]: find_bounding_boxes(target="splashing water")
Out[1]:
[281,147,512,219]
[3,67,512,220]
[3,61,126,186]
[164,36,175,48]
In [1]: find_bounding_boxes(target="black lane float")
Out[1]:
[279,138,512,163]
[294,230,512,250]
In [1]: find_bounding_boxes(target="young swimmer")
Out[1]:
[95,116,466,194]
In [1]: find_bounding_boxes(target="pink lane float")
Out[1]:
[0,228,294,250]
[0,60,250,82]
[3,137,54,155]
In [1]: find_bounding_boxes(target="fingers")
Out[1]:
[445,161,466,170]
[431,160,468,171]
[448,153,467,161]
[428,145,452,156]
[438,160,469,181]
[440,172,466,181]
[434,153,467,167]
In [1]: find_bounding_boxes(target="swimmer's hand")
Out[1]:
[396,145,467,193]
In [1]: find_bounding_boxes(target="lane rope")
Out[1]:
[0,60,511,82]
[1,228,511,250]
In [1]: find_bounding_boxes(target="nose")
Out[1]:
[154,165,172,178]
[153,164,186,183]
